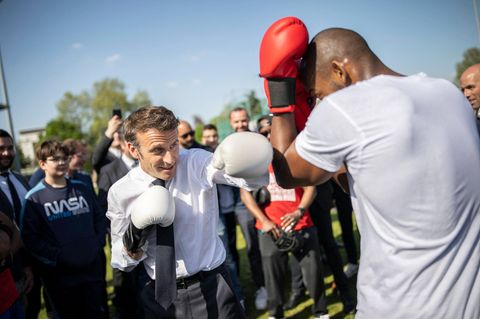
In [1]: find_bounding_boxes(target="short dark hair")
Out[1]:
[203,124,217,132]
[256,115,272,131]
[229,107,249,119]
[124,106,179,147]
[63,139,86,156]
[36,140,69,161]
[0,130,12,140]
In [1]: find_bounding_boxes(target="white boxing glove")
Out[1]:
[130,185,175,229]
[213,132,273,178]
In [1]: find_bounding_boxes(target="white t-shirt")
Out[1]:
[296,74,480,319]
[107,148,267,279]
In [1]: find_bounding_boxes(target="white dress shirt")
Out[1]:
[120,154,137,170]
[107,148,267,280]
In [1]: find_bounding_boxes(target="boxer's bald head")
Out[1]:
[300,28,397,100]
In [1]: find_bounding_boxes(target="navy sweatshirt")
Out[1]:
[20,178,105,286]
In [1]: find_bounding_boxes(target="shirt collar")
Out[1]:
[0,170,11,179]
[121,154,136,169]
[133,165,158,186]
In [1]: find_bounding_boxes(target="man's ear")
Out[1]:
[127,143,140,160]
[39,160,47,170]
[331,60,351,87]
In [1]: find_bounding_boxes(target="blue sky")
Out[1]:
[0,0,477,138]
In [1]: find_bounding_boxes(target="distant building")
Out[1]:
[18,127,44,168]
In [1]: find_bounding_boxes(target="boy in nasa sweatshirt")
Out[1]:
[21,140,106,319]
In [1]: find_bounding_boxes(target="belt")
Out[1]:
[175,264,223,289]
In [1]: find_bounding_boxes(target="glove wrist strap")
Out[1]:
[267,78,296,113]
[123,221,152,253]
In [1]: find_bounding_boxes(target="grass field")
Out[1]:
[38,208,358,319]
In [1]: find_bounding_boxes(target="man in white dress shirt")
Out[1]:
[107,106,271,319]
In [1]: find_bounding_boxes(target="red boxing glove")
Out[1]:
[294,79,312,132]
[259,17,309,115]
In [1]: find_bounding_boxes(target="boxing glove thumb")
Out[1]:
[130,185,175,229]
[213,132,273,178]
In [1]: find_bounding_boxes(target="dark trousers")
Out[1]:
[223,212,239,274]
[218,214,244,301]
[113,265,148,319]
[99,249,109,319]
[332,182,358,264]
[259,227,327,318]
[291,183,355,308]
[44,280,105,319]
[25,270,42,319]
[141,264,245,319]
[234,206,265,289]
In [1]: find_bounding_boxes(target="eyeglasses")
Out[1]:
[180,130,195,139]
[46,156,71,164]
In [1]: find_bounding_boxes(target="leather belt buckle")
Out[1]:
[176,274,200,289]
[175,265,223,289]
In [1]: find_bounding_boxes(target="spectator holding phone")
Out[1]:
[92,109,124,174]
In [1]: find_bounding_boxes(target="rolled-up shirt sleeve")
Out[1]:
[107,187,147,271]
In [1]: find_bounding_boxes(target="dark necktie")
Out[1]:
[1,172,22,224]
[152,179,176,309]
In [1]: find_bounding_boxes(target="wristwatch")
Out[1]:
[297,207,306,216]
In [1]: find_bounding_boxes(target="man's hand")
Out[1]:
[261,218,281,240]
[280,209,303,232]
[105,115,123,139]
[126,249,144,261]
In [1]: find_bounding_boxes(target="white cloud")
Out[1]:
[71,42,83,49]
[105,53,121,64]
[192,79,201,86]
[166,81,178,88]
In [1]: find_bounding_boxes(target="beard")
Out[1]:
[0,155,14,171]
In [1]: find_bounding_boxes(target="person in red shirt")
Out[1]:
[0,211,24,319]
[241,117,328,319]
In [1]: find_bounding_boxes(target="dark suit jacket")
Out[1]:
[92,135,118,174]
[97,157,130,217]
[0,171,30,282]
[0,171,30,222]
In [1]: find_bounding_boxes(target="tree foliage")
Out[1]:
[16,144,31,169]
[40,118,85,142]
[55,78,151,145]
[455,47,480,84]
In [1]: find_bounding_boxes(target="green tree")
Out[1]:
[39,118,85,142]
[56,91,91,133]
[130,90,152,109]
[55,78,151,145]
[455,47,480,84]
[16,144,31,169]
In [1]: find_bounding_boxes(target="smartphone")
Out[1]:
[112,108,122,118]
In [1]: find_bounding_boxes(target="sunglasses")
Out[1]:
[180,130,195,139]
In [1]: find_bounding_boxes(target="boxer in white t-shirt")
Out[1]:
[260,19,480,319]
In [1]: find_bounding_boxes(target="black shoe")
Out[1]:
[341,296,357,315]
[283,290,304,310]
